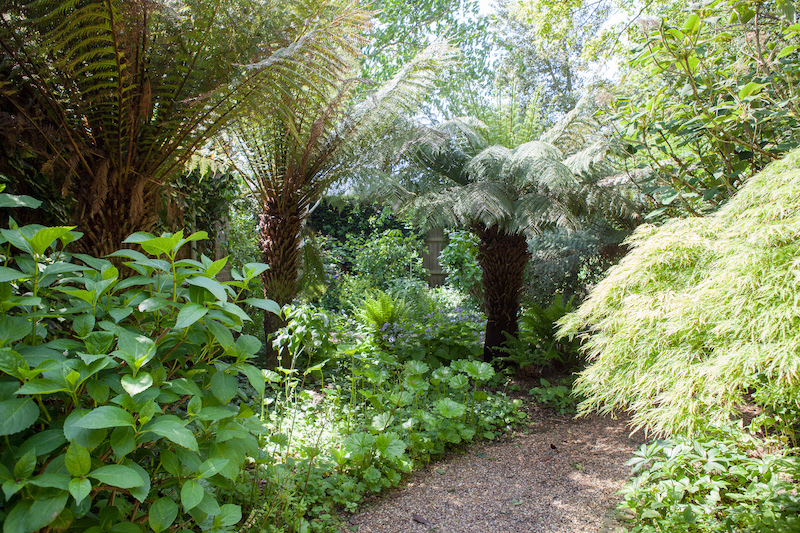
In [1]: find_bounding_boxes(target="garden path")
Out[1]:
[341,407,646,533]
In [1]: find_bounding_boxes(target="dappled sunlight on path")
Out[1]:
[342,413,645,533]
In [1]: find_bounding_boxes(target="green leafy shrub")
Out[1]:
[613,1,800,216]
[528,377,583,415]
[438,229,482,304]
[368,308,485,367]
[0,201,278,532]
[619,430,800,532]
[271,304,337,373]
[560,149,800,435]
[385,277,437,322]
[351,229,426,291]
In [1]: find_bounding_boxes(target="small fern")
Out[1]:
[499,294,582,375]
[357,290,408,332]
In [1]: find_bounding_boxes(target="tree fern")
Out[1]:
[373,92,645,361]
[220,39,454,345]
[0,0,370,256]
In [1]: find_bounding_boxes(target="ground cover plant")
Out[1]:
[238,293,524,532]
[619,428,800,532]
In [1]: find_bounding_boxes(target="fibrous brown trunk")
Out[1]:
[474,224,531,363]
[73,172,160,258]
[258,200,304,367]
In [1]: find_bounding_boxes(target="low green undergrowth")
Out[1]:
[243,313,526,532]
[619,429,800,533]
[528,377,583,415]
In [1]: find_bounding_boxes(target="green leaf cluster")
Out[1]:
[619,430,800,532]
[0,205,277,532]
[614,0,800,216]
[438,229,482,303]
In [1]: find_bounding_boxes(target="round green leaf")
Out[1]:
[88,465,146,489]
[16,429,66,458]
[74,405,134,429]
[28,491,69,532]
[174,303,208,329]
[375,433,406,460]
[72,314,96,338]
[217,504,242,527]
[65,443,91,477]
[110,426,137,458]
[63,409,107,450]
[144,417,198,452]
[209,372,238,403]
[435,398,466,419]
[69,477,92,504]
[185,276,228,302]
[0,397,39,436]
[14,449,37,479]
[120,372,153,397]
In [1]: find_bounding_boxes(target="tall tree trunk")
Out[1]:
[474,224,531,363]
[258,200,304,367]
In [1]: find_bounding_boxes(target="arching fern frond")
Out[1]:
[0,0,374,255]
[466,145,512,182]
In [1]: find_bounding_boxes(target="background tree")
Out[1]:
[389,99,642,361]
[492,0,612,121]
[0,0,369,256]
[608,1,800,217]
[224,41,455,350]
[362,0,495,118]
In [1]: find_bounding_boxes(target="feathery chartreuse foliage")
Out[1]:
[559,148,800,436]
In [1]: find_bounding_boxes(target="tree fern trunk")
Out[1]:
[474,224,531,363]
[74,176,160,257]
[258,201,303,367]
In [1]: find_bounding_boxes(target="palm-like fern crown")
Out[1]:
[395,96,644,235]
[0,0,370,221]
[225,40,457,217]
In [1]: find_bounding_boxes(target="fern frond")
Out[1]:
[539,95,598,156]
[466,145,512,182]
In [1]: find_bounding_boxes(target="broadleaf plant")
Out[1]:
[0,196,277,532]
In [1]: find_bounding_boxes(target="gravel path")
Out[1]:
[341,408,646,533]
